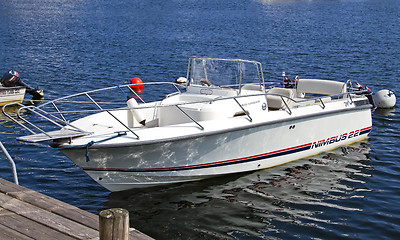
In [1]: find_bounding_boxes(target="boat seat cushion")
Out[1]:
[296,79,347,96]
[266,87,295,109]
[241,84,265,91]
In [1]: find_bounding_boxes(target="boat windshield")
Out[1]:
[187,57,264,89]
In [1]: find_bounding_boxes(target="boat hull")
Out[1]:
[0,87,26,106]
[59,106,372,192]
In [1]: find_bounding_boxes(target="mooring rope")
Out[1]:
[57,131,127,162]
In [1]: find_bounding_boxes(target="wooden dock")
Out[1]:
[0,178,153,240]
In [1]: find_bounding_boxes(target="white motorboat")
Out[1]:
[3,57,377,192]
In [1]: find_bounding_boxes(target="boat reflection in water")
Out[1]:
[104,141,372,239]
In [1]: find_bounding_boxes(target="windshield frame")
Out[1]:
[186,57,265,93]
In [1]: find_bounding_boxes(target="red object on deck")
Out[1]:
[129,77,143,94]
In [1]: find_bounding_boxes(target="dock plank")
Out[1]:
[0,193,99,239]
[0,207,76,240]
[0,178,154,240]
[0,178,98,230]
[0,222,34,240]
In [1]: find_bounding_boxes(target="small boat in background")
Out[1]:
[0,86,26,106]
[2,57,394,192]
[0,70,43,106]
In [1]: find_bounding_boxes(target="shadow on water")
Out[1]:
[373,107,396,117]
[104,141,372,239]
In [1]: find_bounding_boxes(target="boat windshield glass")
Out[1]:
[188,57,264,89]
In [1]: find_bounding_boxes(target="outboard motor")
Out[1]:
[354,82,375,109]
[282,72,294,88]
[1,70,44,99]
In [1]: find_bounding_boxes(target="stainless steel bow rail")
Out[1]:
[2,82,362,144]
[2,82,182,142]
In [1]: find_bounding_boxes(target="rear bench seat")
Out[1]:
[296,79,347,96]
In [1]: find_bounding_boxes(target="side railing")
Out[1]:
[2,83,367,143]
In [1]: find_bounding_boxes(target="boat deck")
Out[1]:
[0,178,153,240]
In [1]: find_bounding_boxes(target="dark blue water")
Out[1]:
[1,0,399,239]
